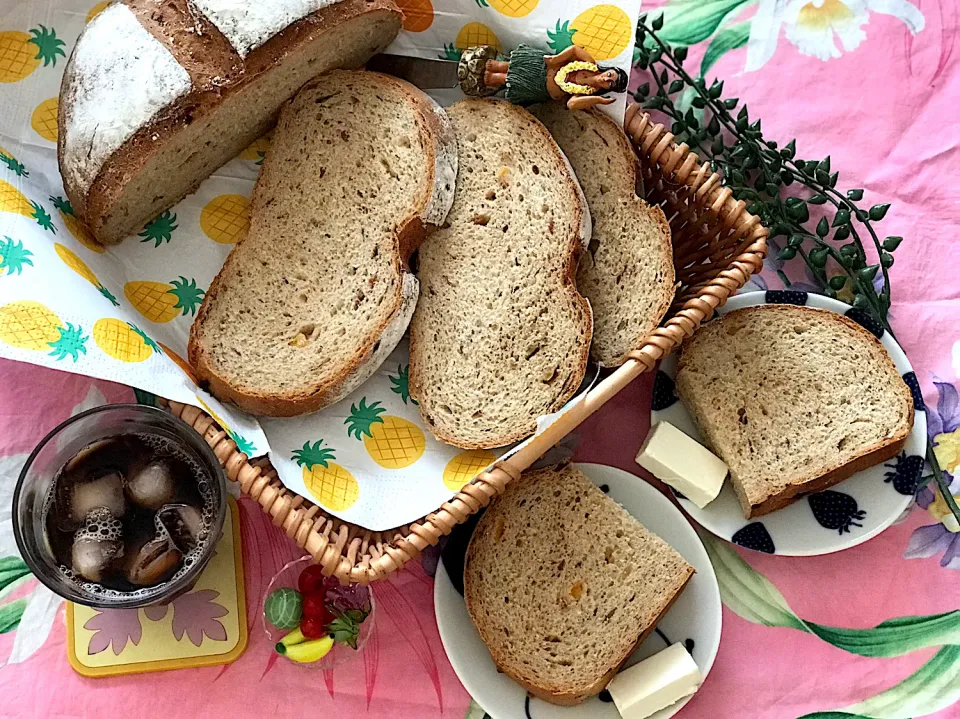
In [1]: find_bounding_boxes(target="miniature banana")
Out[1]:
[276,627,306,648]
[276,636,334,663]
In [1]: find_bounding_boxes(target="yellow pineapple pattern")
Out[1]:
[345,397,426,469]
[238,132,271,164]
[124,277,204,322]
[293,440,360,511]
[547,5,633,61]
[31,98,58,143]
[200,194,250,244]
[50,196,103,253]
[93,318,158,363]
[86,1,111,23]
[443,449,497,491]
[0,25,65,83]
[55,244,119,305]
[476,0,538,18]
[442,22,502,58]
[0,145,28,177]
[0,301,87,361]
[1,181,55,232]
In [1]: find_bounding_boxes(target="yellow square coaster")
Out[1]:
[66,495,247,677]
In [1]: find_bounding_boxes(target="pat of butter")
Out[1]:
[607,643,703,719]
[636,422,727,508]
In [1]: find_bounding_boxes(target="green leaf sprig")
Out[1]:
[327,607,369,649]
[633,15,959,525]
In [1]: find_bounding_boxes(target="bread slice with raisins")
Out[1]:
[189,70,456,416]
[464,464,693,705]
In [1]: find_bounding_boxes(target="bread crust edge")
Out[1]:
[408,99,593,450]
[463,465,695,706]
[187,71,454,417]
[59,0,402,245]
[676,304,916,519]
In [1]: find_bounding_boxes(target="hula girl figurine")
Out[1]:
[458,44,628,111]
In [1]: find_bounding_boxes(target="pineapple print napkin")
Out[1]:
[386,0,644,120]
[0,0,615,530]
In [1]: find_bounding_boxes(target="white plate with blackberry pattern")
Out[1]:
[651,290,926,556]
[434,463,722,719]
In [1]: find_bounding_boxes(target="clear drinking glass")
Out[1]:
[13,404,226,609]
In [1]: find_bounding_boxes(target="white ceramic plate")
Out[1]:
[434,463,722,719]
[652,290,927,556]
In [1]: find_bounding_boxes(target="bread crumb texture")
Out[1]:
[465,465,692,700]
[410,99,591,448]
[676,305,913,507]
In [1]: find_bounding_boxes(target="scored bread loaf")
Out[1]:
[188,70,457,417]
[58,0,402,245]
[465,464,694,706]
[676,305,915,518]
[531,104,675,367]
[409,98,592,449]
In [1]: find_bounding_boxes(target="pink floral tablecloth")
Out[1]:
[1,0,959,717]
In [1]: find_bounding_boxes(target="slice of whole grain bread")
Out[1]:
[676,304,915,518]
[189,70,456,416]
[409,98,592,449]
[531,104,675,367]
[464,464,694,706]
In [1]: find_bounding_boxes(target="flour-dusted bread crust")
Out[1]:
[676,305,915,518]
[465,465,694,706]
[409,99,593,449]
[531,104,675,367]
[188,70,457,417]
[58,0,401,245]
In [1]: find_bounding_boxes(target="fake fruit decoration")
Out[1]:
[298,563,327,596]
[267,562,373,663]
[264,588,302,630]
[299,617,327,640]
[276,636,334,663]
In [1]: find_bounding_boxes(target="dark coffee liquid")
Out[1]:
[44,433,215,595]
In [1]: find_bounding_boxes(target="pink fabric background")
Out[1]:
[1,1,959,717]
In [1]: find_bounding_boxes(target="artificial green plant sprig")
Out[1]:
[633,14,960,524]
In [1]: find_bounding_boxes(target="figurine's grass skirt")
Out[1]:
[505,44,552,106]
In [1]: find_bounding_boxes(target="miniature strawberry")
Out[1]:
[808,490,866,534]
[299,616,328,639]
[302,593,332,624]
[731,522,775,553]
[651,370,678,411]
[884,452,924,495]
[298,563,327,595]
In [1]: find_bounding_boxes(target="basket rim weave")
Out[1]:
[162,104,768,585]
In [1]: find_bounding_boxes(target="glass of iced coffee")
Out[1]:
[13,404,226,608]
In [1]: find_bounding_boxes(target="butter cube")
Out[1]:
[636,421,727,508]
[607,643,703,719]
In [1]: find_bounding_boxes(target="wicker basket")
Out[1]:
[162,105,768,585]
